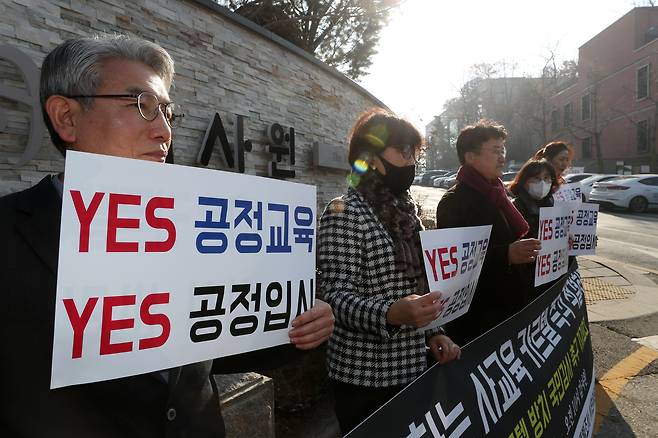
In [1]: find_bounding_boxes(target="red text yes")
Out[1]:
[70,191,176,252]
[63,293,171,359]
[424,246,458,282]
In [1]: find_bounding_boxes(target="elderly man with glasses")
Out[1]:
[0,35,334,438]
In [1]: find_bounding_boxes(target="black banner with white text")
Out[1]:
[347,262,595,438]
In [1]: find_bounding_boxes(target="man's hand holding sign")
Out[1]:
[508,238,542,264]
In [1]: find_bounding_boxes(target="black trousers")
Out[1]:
[331,379,405,436]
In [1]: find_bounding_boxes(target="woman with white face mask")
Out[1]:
[509,159,559,304]
[510,160,559,238]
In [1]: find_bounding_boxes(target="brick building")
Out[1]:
[549,6,658,173]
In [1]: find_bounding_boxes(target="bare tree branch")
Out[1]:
[218,0,402,78]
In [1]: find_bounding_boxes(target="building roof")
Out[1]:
[579,6,658,50]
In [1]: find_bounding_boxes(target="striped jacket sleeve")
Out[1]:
[317,198,396,339]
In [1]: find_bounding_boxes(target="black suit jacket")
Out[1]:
[435,182,525,346]
[0,177,302,438]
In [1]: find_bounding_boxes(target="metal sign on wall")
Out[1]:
[312,141,350,170]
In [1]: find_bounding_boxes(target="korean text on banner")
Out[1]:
[535,205,571,287]
[420,225,492,330]
[568,203,599,256]
[346,263,596,438]
[51,151,317,389]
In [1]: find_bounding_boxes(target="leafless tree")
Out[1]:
[218,0,403,79]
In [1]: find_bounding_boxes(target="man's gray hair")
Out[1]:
[40,35,175,155]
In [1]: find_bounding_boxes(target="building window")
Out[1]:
[637,65,649,100]
[551,110,559,132]
[581,93,591,121]
[582,137,592,159]
[564,103,573,127]
[637,119,649,153]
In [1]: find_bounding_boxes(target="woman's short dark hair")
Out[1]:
[347,108,422,165]
[456,119,507,165]
[509,159,559,196]
[533,141,574,161]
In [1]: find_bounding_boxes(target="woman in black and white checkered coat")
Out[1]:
[318,108,462,434]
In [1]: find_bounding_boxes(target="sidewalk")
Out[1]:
[580,256,658,326]
[578,256,658,350]
[580,256,658,437]
[581,255,658,351]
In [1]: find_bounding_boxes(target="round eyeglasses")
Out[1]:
[66,91,184,127]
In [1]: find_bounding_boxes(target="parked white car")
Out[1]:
[579,174,625,202]
[564,173,595,184]
[589,174,658,213]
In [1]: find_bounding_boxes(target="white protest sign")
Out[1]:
[51,151,316,389]
[553,182,582,204]
[420,225,492,330]
[568,203,599,256]
[535,205,571,286]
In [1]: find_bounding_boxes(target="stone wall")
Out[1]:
[217,373,275,438]
[0,0,385,211]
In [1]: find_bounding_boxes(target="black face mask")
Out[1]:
[376,156,416,194]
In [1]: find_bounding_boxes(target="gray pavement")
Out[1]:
[579,255,658,437]
[594,210,658,274]
[581,256,658,324]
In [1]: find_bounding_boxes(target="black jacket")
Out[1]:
[0,177,300,438]
[435,182,525,346]
[511,190,554,240]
